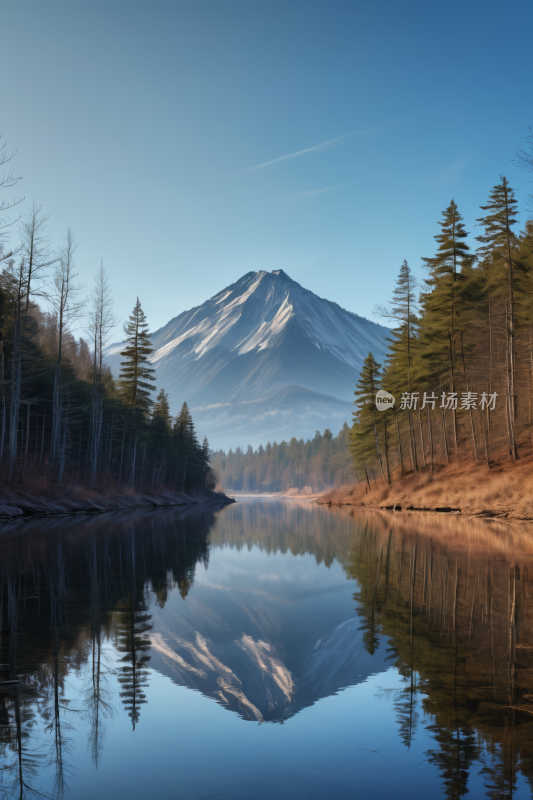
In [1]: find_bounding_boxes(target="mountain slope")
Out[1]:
[105,270,389,448]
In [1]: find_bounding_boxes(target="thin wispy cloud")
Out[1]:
[244,132,352,172]
[243,121,399,173]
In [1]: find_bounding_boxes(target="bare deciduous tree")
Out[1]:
[19,201,56,317]
[87,261,117,481]
[50,230,84,462]
[0,129,23,253]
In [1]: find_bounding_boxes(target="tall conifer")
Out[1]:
[419,200,474,450]
[351,352,390,485]
[375,259,419,471]
[119,298,156,418]
[476,177,519,458]
[151,389,172,452]
[173,402,200,492]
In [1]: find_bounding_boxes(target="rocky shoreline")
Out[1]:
[0,486,234,520]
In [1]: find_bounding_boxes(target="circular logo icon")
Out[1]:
[376,389,395,411]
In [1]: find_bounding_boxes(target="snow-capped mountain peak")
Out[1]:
[105,270,389,448]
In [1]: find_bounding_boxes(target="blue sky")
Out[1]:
[1,0,533,336]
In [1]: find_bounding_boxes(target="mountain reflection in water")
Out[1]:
[1,501,533,798]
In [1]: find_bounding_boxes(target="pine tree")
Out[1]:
[516,222,533,415]
[375,260,419,471]
[476,177,519,457]
[419,200,474,377]
[201,435,214,490]
[351,352,390,485]
[419,200,475,452]
[173,402,200,492]
[423,199,473,275]
[119,298,156,418]
[150,388,172,453]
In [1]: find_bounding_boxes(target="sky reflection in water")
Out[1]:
[1,499,533,799]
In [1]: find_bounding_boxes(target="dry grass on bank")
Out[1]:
[317,455,533,520]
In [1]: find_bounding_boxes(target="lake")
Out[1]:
[1,498,533,799]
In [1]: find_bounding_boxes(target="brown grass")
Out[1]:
[317,454,533,520]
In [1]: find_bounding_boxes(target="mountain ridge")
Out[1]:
[150,269,381,340]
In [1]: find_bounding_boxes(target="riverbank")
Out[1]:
[0,484,234,519]
[316,455,533,520]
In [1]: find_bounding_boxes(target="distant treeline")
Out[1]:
[211,423,357,493]
[353,157,533,486]
[0,132,213,494]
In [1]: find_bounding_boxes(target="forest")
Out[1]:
[211,424,356,493]
[215,134,533,494]
[0,132,214,496]
[351,167,533,488]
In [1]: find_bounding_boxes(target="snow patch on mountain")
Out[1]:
[237,295,293,355]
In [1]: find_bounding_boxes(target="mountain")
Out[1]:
[147,501,390,723]
[149,613,388,723]
[105,270,389,449]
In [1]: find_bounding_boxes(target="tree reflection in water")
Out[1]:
[0,504,532,797]
[341,508,533,799]
[0,508,211,797]
[81,536,116,767]
[116,532,151,730]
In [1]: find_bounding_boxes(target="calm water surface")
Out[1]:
[1,498,533,799]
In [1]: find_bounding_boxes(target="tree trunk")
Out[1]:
[361,456,371,492]
[9,299,22,483]
[460,333,478,462]
[107,413,114,476]
[57,401,69,486]
[22,404,30,481]
[118,416,127,486]
[441,408,449,464]
[395,411,404,477]
[448,332,458,451]
[505,304,518,459]
[40,411,45,464]
[418,410,426,469]
[372,410,389,485]
[383,414,391,485]
[0,337,4,465]
[427,404,433,481]
[479,404,490,466]
[182,452,188,493]
[129,437,137,488]
[51,364,62,463]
